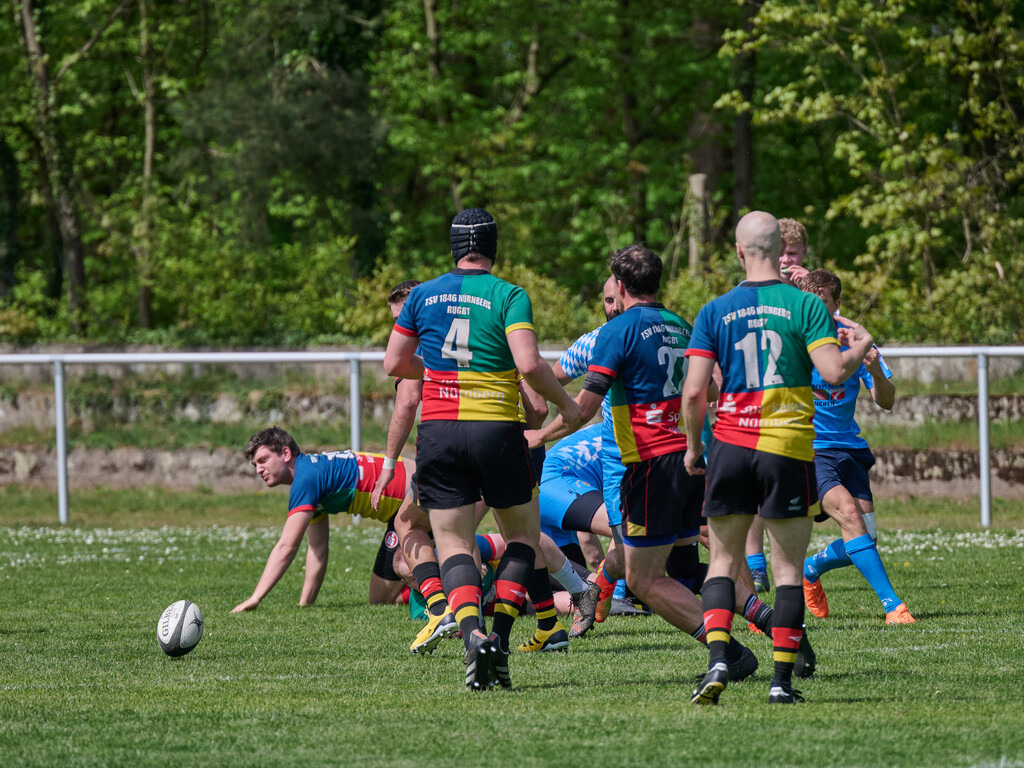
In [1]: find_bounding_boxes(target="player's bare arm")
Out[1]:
[371,377,421,510]
[865,347,896,410]
[232,510,311,612]
[811,315,873,385]
[507,328,582,428]
[299,516,330,606]
[383,329,424,380]
[527,388,601,448]
[681,355,714,476]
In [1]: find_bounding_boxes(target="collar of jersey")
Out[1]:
[738,279,784,287]
[451,268,490,275]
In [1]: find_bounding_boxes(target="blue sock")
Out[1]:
[746,552,768,573]
[845,534,902,612]
[614,578,627,599]
[804,539,851,582]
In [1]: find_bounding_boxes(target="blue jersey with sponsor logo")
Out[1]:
[586,303,692,464]
[811,332,892,450]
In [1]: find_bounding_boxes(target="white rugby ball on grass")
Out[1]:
[157,599,204,657]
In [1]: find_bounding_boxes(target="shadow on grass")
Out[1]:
[0,627,48,635]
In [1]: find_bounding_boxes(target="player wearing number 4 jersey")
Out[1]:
[683,211,874,706]
[385,207,581,691]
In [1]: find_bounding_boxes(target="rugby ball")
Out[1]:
[157,599,204,657]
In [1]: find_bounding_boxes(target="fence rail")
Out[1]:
[2,346,1023,527]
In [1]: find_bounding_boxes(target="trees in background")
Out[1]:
[0,0,1020,345]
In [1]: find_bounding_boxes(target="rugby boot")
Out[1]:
[517,620,569,652]
[410,610,458,654]
[691,662,729,705]
[885,603,916,624]
[569,581,601,638]
[768,682,805,704]
[464,630,494,691]
[803,576,829,619]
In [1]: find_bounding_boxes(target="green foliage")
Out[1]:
[0,0,1022,344]
[718,0,1024,343]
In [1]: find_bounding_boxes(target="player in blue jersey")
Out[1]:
[798,270,915,625]
[537,422,613,637]
[535,245,768,682]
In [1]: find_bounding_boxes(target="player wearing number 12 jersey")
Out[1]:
[385,207,581,691]
[683,211,873,706]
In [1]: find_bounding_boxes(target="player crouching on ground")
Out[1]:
[232,426,455,652]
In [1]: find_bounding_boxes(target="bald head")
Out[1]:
[736,212,781,258]
[735,211,783,279]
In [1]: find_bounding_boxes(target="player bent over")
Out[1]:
[232,427,444,642]
[798,269,914,625]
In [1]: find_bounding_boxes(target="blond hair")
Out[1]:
[778,218,807,249]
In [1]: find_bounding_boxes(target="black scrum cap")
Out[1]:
[450,208,497,264]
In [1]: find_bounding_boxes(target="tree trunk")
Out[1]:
[688,13,728,251]
[136,0,156,329]
[617,0,648,244]
[732,1,756,223]
[0,133,19,299]
[19,0,87,331]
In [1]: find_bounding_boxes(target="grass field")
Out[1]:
[2,493,1024,767]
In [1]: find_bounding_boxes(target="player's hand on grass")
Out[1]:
[370,467,395,511]
[231,597,260,613]
[684,444,705,476]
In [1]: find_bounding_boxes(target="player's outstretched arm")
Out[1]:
[299,516,329,607]
[527,389,602,447]
[232,512,310,612]
[371,378,421,510]
[507,328,582,428]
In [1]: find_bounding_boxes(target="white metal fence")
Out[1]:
[1,346,1022,527]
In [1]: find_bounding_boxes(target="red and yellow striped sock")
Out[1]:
[439,553,483,645]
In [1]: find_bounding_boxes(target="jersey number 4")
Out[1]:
[735,330,785,388]
[442,318,473,368]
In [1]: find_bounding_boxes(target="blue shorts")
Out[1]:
[542,522,578,549]
[602,457,625,527]
[539,476,604,533]
[814,446,876,502]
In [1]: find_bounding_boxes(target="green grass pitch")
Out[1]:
[1,505,1024,767]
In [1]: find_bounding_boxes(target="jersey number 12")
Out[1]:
[735,330,785,388]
